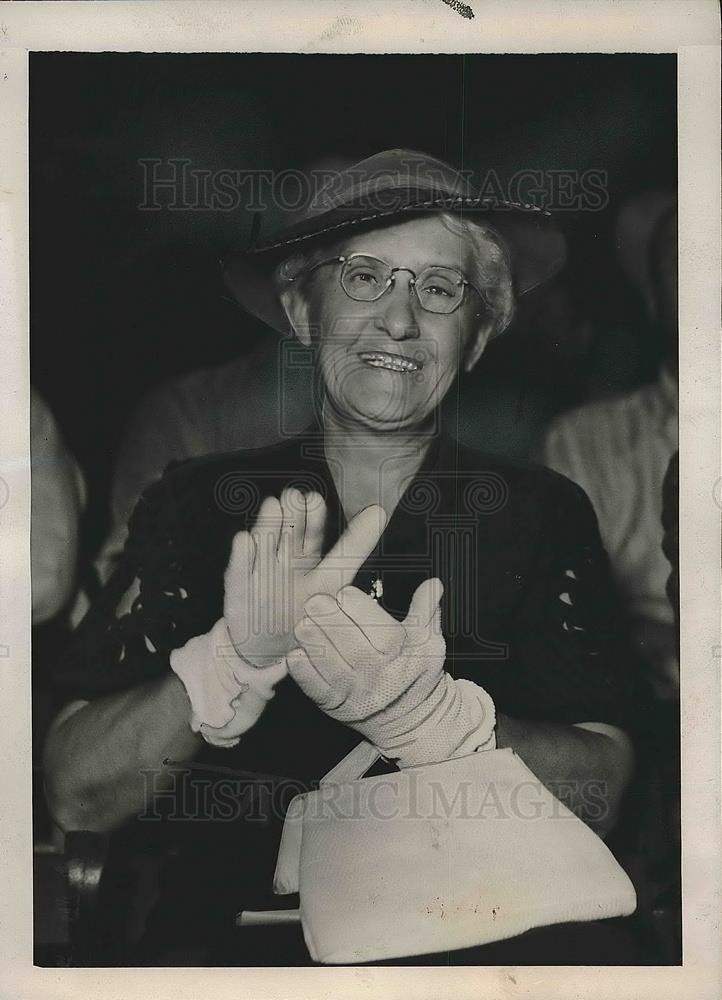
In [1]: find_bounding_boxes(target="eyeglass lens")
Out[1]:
[340,255,466,314]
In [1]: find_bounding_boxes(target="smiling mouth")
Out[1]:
[357,352,422,373]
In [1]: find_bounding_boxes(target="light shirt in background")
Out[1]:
[92,339,315,588]
[539,367,678,696]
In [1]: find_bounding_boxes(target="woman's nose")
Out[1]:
[375,277,420,340]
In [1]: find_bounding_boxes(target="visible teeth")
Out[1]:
[359,352,420,372]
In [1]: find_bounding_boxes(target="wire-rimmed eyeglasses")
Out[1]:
[288,253,488,315]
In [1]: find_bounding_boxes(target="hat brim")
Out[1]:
[223,194,567,336]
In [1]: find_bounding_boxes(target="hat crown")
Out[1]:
[308,148,475,217]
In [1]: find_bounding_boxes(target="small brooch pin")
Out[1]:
[369,575,383,603]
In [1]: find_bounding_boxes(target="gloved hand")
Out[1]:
[170,617,288,748]
[224,489,387,667]
[287,579,496,768]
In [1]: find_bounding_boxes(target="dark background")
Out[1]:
[30,52,677,557]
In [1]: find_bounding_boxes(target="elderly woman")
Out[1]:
[44,151,644,966]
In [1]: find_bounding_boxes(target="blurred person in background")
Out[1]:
[539,195,678,700]
[450,272,596,463]
[86,160,355,592]
[31,387,86,626]
[31,386,86,782]
[539,197,680,962]
[85,334,314,594]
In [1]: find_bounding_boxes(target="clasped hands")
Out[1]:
[174,488,495,762]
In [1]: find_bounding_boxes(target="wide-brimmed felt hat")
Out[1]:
[223,148,567,335]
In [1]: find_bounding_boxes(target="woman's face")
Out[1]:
[297,215,488,432]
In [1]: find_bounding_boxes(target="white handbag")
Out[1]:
[262,741,637,964]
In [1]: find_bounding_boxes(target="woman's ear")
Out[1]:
[279,283,313,347]
[463,322,493,373]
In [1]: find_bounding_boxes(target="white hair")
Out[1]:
[438,213,515,340]
[273,211,516,341]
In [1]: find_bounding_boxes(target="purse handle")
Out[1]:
[319,740,383,786]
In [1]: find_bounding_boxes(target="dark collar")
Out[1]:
[289,419,457,560]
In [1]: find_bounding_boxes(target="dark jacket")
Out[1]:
[53,425,649,964]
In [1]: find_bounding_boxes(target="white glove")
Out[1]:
[287,579,496,768]
[170,617,288,748]
[224,489,387,667]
